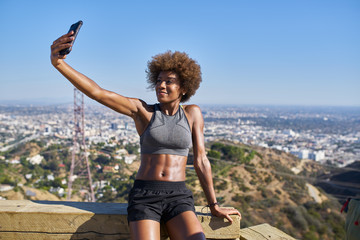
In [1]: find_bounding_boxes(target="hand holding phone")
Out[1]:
[59,20,83,55]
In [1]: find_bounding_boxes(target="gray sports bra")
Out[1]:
[140,104,192,156]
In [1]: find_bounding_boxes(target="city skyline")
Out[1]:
[0,0,359,106]
[1,103,359,166]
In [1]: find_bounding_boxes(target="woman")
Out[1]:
[51,31,241,240]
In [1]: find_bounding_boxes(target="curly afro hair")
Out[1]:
[146,50,202,102]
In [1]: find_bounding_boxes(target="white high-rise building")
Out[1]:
[309,151,325,161]
[299,149,309,159]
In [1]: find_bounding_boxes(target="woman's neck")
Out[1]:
[159,101,180,116]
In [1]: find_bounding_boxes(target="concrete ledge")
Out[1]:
[240,223,296,240]
[0,200,240,240]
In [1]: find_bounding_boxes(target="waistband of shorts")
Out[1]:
[133,180,187,191]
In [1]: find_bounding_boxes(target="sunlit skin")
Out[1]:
[51,31,241,240]
[138,72,187,181]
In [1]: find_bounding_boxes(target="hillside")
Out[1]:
[186,141,346,240]
[0,140,346,240]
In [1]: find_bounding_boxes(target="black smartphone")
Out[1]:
[59,20,83,55]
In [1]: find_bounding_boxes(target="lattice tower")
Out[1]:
[67,88,95,202]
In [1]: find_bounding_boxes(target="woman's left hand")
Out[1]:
[210,205,242,223]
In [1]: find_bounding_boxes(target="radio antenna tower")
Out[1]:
[67,88,95,202]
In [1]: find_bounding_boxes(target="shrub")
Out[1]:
[265,175,272,183]
[282,206,309,231]
[207,150,221,159]
[209,142,258,163]
[215,179,228,191]
[303,231,318,240]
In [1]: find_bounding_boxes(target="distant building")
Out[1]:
[49,187,65,197]
[290,149,309,159]
[124,155,137,164]
[25,190,36,197]
[271,145,286,152]
[111,123,118,130]
[58,163,65,168]
[25,174,33,180]
[0,184,14,192]
[45,126,52,132]
[47,175,55,181]
[309,151,325,161]
[299,149,309,159]
[7,157,20,164]
[114,164,120,171]
[93,180,109,190]
[27,155,44,165]
[283,129,296,137]
[103,166,118,173]
[116,149,128,155]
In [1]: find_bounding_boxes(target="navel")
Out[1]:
[160,171,166,177]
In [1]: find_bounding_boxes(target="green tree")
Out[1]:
[125,143,139,155]
[95,155,111,165]
[207,150,221,159]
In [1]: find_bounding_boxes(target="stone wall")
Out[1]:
[0,200,295,240]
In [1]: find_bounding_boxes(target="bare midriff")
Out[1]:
[136,154,187,181]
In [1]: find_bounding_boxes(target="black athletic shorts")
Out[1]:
[127,180,195,223]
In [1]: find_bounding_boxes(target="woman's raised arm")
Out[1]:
[50,32,140,118]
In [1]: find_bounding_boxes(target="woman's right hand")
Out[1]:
[50,31,74,67]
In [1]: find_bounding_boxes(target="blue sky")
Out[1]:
[0,0,359,106]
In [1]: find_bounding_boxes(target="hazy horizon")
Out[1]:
[1,97,359,108]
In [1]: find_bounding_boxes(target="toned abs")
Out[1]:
[136,154,187,181]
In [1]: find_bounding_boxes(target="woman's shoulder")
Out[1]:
[134,99,156,112]
[182,104,203,118]
[130,99,157,120]
[183,104,200,111]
